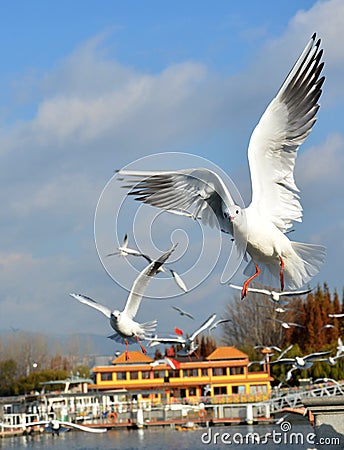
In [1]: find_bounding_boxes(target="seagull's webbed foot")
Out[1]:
[241,264,261,299]
[279,256,285,291]
[136,335,147,354]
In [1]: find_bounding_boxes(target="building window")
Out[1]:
[183,369,198,377]
[141,371,151,379]
[154,370,165,379]
[100,372,113,381]
[232,385,245,394]
[188,387,197,396]
[130,371,138,380]
[116,371,127,381]
[201,368,208,377]
[168,369,180,378]
[230,366,244,375]
[214,386,227,395]
[250,384,268,394]
[212,367,226,376]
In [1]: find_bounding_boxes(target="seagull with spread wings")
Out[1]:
[172,305,194,319]
[0,419,107,435]
[118,35,326,299]
[107,234,187,293]
[271,350,331,369]
[70,245,175,360]
[147,313,216,357]
[268,317,305,329]
[229,284,312,302]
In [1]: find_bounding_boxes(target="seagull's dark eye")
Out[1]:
[236,209,239,214]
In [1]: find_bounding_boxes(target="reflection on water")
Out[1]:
[0,423,318,450]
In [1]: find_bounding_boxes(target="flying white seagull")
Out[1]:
[268,317,305,329]
[147,313,216,357]
[172,305,195,319]
[117,34,326,299]
[0,419,106,435]
[108,234,187,293]
[271,350,331,369]
[230,284,312,302]
[70,245,175,360]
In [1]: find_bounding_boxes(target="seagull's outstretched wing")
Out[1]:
[209,319,231,333]
[287,322,305,328]
[146,336,186,347]
[270,358,296,366]
[229,284,271,296]
[280,288,313,297]
[278,344,294,360]
[304,351,331,361]
[123,245,176,319]
[62,421,107,433]
[0,421,49,428]
[170,270,188,293]
[69,293,111,318]
[247,34,324,232]
[190,313,216,340]
[117,168,235,234]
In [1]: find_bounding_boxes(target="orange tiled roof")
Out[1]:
[112,351,154,364]
[206,346,248,360]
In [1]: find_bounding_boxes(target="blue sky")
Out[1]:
[1,0,344,350]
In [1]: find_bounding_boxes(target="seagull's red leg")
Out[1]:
[125,340,129,360]
[279,256,285,291]
[135,335,147,354]
[194,350,200,359]
[241,264,261,299]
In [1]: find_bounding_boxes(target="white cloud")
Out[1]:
[297,133,344,188]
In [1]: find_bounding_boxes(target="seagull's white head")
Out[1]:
[227,205,244,223]
[295,356,304,366]
[111,310,121,321]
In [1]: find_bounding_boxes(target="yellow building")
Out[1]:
[90,347,272,404]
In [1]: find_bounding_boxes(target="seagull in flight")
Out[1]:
[147,313,216,357]
[230,284,312,302]
[268,317,305,329]
[318,324,337,333]
[70,245,176,360]
[117,34,326,299]
[0,419,106,435]
[107,234,187,293]
[271,350,331,369]
[172,305,194,319]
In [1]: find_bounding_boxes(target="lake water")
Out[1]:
[0,423,327,450]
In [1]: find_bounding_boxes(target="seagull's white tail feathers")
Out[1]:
[289,241,326,288]
[243,241,325,290]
